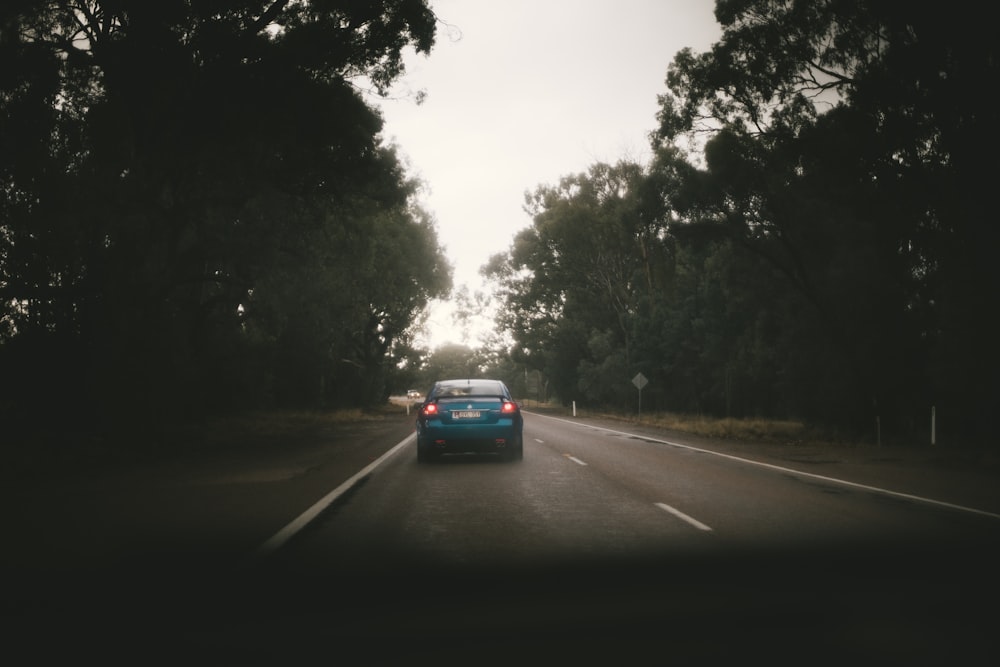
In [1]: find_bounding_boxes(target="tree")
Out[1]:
[484,161,653,404]
[652,0,1000,440]
[0,1,446,432]
[420,343,483,385]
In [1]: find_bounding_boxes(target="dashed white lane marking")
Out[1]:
[655,502,713,532]
[528,412,1000,521]
[534,438,545,443]
[564,454,588,466]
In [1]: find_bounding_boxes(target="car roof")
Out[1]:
[431,379,508,397]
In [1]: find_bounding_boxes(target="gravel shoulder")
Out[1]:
[0,408,418,576]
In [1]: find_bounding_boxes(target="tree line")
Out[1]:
[1,1,451,438]
[483,0,998,446]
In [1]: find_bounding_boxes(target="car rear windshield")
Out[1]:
[433,380,506,398]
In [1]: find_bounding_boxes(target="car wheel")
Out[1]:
[417,445,435,463]
[507,437,523,462]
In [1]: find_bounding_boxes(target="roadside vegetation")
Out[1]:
[3,2,996,455]
[1,2,450,440]
[473,3,997,449]
[522,400,853,448]
[583,411,815,445]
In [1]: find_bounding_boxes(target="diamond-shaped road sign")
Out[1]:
[632,372,648,390]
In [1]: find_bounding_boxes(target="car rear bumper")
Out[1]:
[417,422,521,455]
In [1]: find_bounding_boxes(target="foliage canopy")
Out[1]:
[1,0,451,433]
[484,0,998,445]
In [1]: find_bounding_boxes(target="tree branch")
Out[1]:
[250,0,290,34]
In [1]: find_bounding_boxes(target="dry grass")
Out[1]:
[190,404,404,446]
[526,401,851,448]
[71,404,415,462]
[2,403,415,474]
[638,413,811,443]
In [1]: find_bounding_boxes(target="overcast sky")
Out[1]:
[376,0,722,349]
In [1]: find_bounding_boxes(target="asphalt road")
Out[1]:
[262,412,1000,567]
[5,408,1000,663]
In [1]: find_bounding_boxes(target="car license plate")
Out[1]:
[452,410,481,419]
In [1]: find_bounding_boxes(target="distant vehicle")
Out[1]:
[406,389,421,399]
[415,379,523,463]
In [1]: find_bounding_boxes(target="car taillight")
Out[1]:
[501,401,518,414]
[422,403,439,416]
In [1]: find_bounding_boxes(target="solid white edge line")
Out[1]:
[253,432,416,558]
[655,502,713,532]
[527,411,1000,521]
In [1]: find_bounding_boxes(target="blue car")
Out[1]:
[416,379,524,462]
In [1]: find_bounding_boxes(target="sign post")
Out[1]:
[632,372,648,420]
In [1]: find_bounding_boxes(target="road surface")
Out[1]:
[250,412,1000,662]
[265,411,1000,566]
[5,409,999,663]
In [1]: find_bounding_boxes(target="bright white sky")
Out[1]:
[376,0,722,349]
